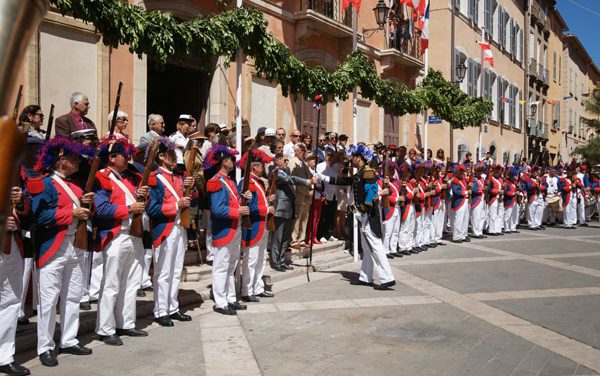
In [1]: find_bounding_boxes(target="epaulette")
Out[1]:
[206,177,223,193]
[147,172,158,187]
[26,177,45,195]
[95,170,113,190]
[363,166,377,179]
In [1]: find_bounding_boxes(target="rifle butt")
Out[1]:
[266,214,275,232]
[74,220,88,250]
[241,215,252,230]
[180,208,191,229]
[130,214,143,238]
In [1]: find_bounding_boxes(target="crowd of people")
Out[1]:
[1,91,599,376]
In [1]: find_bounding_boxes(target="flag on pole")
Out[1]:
[402,0,426,16]
[341,0,362,13]
[420,2,430,54]
[478,41,494,67]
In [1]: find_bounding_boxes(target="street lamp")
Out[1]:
[529,103,537,118]
[453,62,467,84]
[362,0,390,38]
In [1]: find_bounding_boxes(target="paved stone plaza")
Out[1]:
[16,225,600,375]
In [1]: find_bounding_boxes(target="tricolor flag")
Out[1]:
[420,2,430,54]
[341,0,362,13]
[478,41,494,67]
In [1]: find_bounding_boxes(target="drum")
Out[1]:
[546,195,563,213]
[585,195,597,208]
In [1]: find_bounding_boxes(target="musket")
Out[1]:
[240,144,254,230]
[74,82,123,249]
[180,139,198,229]
[45,104,55,141]
[130,140,159,238]
[12,85,23,121]
[382,151,390,210]
[266,167,277,232]
[307,95,323,282]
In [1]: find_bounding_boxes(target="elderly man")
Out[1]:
[139,114,165,146]
[289,143,313,248]
[55,92,96,137]
[275,127,286,142]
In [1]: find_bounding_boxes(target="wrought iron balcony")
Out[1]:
[305,0,353,28]
[529,58,538,77]
[528,119,548,140]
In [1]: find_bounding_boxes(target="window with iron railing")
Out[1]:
[305,0,353,27]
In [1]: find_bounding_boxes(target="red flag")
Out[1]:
[478,41,495,67]
[341,0,362,13]
[420,3,430,54]
[402,0,426,16]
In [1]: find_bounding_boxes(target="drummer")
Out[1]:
[543,166,561,226]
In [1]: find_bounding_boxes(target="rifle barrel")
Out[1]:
[45,104,55,141]
[12,85,23,121]
[108,82,123,137]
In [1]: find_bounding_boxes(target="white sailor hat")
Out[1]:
[71,128,98,140]
[265,128,276,137]
[178,114,194,122]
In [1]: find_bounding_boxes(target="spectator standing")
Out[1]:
[55,91,96,137]
[289,143,312,248]
[283,129,300,158]
[169,114,193,174]
[316,149,339,243]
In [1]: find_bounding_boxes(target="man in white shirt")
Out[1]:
[283,129,300,158]
[316,149,340,243]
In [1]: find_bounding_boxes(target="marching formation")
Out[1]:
[0,91,599,376]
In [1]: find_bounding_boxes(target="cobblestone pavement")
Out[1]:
[17,224,600,376]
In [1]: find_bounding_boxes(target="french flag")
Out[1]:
[420,2,430,54]
[478,41,495,67]
[402,0,426,17]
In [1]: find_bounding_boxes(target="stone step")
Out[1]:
[14,243,352,356]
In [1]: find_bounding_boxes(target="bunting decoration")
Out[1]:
[341,0,362,13]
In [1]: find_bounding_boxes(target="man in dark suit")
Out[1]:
[269,153,315,271]
[288,143,313,248]
[55,92,96,138]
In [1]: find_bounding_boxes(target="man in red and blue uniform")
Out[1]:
[450,164,469,242]
[503,167,520,233]
[378,160,400,258]
[522,166,546,230]
[204,145,250,315]
[93,137,149,345]
[237,149,275,303]
[146,138,195,326]
[487,165,504,235]
[28,136,95,367]
[469,163,486,238]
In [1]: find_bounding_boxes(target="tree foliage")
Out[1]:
[49,0,493,128]
[573,83,600,163]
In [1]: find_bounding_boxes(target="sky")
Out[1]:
[556,0,600,66]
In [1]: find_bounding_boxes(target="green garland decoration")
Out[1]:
[49,0,492,128]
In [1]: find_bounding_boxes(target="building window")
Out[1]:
[558,56,561,83]
[553,52,556,80]
[469,0,479,24]
[498,7,505,48]
[502,150,510,164]
[467,59,480,97]
[484,0,492,34]
[509,85,517,127]
[458,143,469,162]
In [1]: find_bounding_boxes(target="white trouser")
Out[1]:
[203,210,215,262]
[452,203,469,241]
[576,192,586,224]
[37,235,83,354]
[153,224,187,318]
[432,204,445,243]
[487,200,503,234]
[96,233,143,336]
[0,240,23,366]
[358,213,395,284]
[81,251,103,303]
[527,195,545,228]
[445,200,453,233]
[382,208,400,254]
[415,212,427,247]
[399,205,415,251]
[503,204,519,232]
[241,229,268,297]
[470,202,485,236]
[141,248,153,289]
[425,209,434,245]
[212,227,241,309]
[19,257,37,317]
[563,193,578,227]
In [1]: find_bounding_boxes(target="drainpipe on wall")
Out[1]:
[450,1,455,160]
[523,0,531,160]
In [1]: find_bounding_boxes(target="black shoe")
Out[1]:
[99,334,123,346]
[137,289,146,297]
[241,295,260,303]
[428,243,437,248]
[401,250,412,256]
[539,226,546,229]
[463,237,471,242]
[17,316,29,326]
[170,312,192,321]
[154,315,174,327]
[79,301,92,310]
[281,264,294,270]
[580,223,589,227]
[437,242,447,246]
[39,350,58,367]
[89,299,98,305]
[392,252,403,257]
[213,305,236,315]
[142,286,154,292]
[351,279,372,287]
[61,344,92,355]
[0,362,30,376]
[451,239,463,243]
[386,253,395,259]
[512,230,520,233]
[421,244,429,250]
[116,328,148,337]
[373,280,396,290]
[228,302,247,310]
[257,291,274,298]
[272,265,286,272]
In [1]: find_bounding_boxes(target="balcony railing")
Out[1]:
[388,23,422,61]
[543,68,549,85]
[528,119,548,139]
[305,0,353,28]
